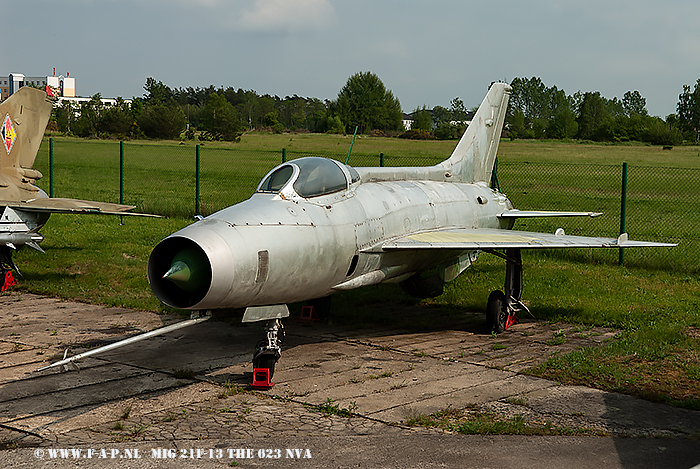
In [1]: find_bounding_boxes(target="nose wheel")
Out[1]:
[252,319,284,382]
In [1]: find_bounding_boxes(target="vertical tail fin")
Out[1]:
[0,87,55,174]
[439,82,511,184]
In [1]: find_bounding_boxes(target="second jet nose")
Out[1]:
[148,237,213,309]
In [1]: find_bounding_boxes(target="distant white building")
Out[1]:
[57,96,131,108]
[402,113,413,131]
[1,71,75,101]
[401,109,475,132]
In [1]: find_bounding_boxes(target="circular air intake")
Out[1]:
[148,237,213,309]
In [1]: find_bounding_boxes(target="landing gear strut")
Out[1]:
[252,318,285,380]
[486,248,531,333]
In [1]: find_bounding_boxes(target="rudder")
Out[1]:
[439,82,511,184]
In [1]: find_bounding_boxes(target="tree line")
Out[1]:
[506,77,700,145]
[50,73,700,145]
[51,73,404,141]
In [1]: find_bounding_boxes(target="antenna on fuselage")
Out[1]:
[345,126,359,164]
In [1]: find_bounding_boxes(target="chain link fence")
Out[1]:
[35,139,699,273]
[497,162,699,272]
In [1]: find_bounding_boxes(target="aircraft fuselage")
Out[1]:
[148,172,514,311]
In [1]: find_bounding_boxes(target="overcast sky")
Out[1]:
[4,0,700,117]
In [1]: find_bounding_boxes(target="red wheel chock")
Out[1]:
[1,271,16,292]
[505,314,520,330]
[251,368,274,390]
[299,305,321,323]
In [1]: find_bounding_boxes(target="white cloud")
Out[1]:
[235,0,335,33]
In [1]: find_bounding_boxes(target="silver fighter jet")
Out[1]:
[146,82,673,377]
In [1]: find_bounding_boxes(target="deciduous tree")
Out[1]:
[200,93,242,141]
[622,90,648,117]
[332,72,402,133]
[137,103,186,140]
[677,79,700,134]
[143,77,175,106]
[412,105,432,131]
[576,92,609,140]
[73,94,104,138]
[99,97,135,137]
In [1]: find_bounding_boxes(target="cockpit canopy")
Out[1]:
[257,157,360,198]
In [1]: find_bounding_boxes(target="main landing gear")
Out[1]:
[252,318,285,387]
[0,246,17,292]
[486,248,531,333]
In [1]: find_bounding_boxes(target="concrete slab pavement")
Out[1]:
[0,292,698,468]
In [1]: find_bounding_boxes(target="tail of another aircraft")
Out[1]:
[0,87,55,176]
[438,82,511,184]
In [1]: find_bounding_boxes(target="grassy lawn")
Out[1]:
[15,133,700,410]
[435,253,700,410]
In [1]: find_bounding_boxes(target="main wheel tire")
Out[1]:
[486,290,507,334]
[253,354,276,380]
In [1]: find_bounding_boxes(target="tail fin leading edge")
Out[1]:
[440,82,511,184]
[0,87,55,173]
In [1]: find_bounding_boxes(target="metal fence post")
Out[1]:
[120,141,124,205]
[195,144,201,215]
[49,137,54,198]
[282,148,287,163]
[619,162,628,266]
[380,153,385,167]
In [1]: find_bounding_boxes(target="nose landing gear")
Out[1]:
[252,318,284,388]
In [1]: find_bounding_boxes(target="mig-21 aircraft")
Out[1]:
[41,82,673,379]
[0,86,157,290]
[144,82,674,378]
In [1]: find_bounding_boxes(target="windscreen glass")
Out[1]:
[292,157,348,197]
[258,165,294,192]
[346,164,361,184]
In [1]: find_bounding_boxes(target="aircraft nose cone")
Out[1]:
[163,260,190,282]
[148,237,213,309]
[161,248,210,293]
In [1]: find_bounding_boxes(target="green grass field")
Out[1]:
[15,134,700,410]
[35,135,700,271]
